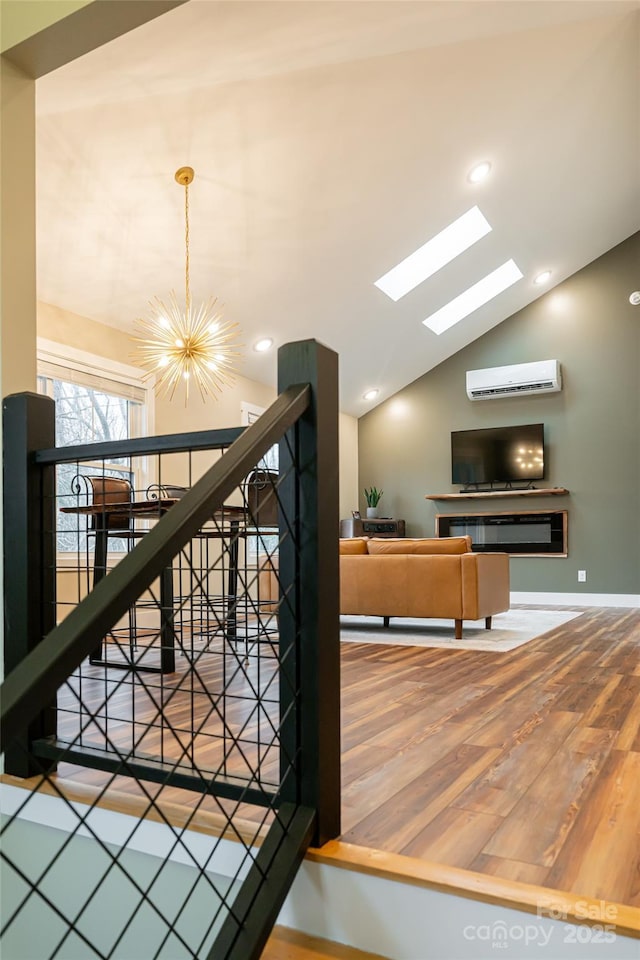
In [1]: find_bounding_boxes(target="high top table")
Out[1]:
[60,498,247,673]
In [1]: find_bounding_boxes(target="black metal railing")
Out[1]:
[1,339,340,959]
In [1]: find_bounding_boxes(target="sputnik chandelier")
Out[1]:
[134,166,243,402]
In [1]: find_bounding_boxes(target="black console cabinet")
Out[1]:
[340,518,406,538]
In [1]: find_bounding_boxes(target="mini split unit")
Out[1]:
[466,359,562,400]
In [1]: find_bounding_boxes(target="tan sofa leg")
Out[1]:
[485,616,492,631]
[455,619,462,640]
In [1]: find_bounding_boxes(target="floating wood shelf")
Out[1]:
[425,487,569,501]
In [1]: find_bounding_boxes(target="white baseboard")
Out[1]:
[511,592,640,608]
[280,859,639,959]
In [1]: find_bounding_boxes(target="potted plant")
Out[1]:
[364,486,383,519]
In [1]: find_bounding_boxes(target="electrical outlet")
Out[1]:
[578,570,587,583]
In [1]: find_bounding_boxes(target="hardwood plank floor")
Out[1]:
[544,748,640,901]
[53,605,640,909]
[478,725,617,865]
[262,927,388,960]
[339,606,640,907]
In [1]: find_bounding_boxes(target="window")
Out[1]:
[240,401,279,473]
[37,340,152,554]
[241,401,279,560]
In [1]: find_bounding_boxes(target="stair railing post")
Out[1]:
[3,391,57,775]
[277,339,340,845]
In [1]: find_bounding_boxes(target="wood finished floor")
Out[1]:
[338,605,640,907]
[262,927,387,959]
[55,605,640,908]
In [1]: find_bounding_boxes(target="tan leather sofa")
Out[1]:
[258,535,510,640]
[340,535,510,639]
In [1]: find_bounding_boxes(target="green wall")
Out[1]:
[358,232,640,596]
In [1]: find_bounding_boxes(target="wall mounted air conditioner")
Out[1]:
[466,359,562,400]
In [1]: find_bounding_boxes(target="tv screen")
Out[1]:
[451,423,545,487]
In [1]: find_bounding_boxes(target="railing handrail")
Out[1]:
[0,383,311,749]
[35,426,246,465]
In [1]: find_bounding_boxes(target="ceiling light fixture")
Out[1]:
[253,338,274,352]
[133,166,243,402]
[467,161,492,183]
[629,291,640,305]
[363,388,379,401]
[534,270,552,285]
[423,259,523,335]
[374,206,492,301]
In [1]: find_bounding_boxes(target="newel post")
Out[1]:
[277,339,340,846]
[3,391,57,775]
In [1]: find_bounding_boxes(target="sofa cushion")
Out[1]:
[366,536,472,555]
[339,537,369,555]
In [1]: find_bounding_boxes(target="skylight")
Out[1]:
[422,259,523,335]
[374,206,492,301]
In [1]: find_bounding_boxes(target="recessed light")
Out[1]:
[363,389,379,401]
[467,161,492,183]
[534,270,552,285]
[374,206,492,301]
[629,291,640,305]
[253,338,274,352]
[423,259,523,335]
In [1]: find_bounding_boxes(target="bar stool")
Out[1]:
[79,475,142,664]
[243,470,280,648]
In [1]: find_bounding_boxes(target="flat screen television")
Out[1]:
[451,423,545,488]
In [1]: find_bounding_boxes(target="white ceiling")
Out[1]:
[36,0,640,415]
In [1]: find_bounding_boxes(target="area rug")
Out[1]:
[340,608,583,652]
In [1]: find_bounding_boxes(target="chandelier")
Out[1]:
[133,166,243,402]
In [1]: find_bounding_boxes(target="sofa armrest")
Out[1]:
[461,552,510,620]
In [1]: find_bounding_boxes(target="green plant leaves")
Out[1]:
[364,486,383,506]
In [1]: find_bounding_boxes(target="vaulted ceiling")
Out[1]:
[36,0,640,415]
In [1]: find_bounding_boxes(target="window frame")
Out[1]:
[240,401,278,472]
[241,400,279,562]
[37,339,154,564]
